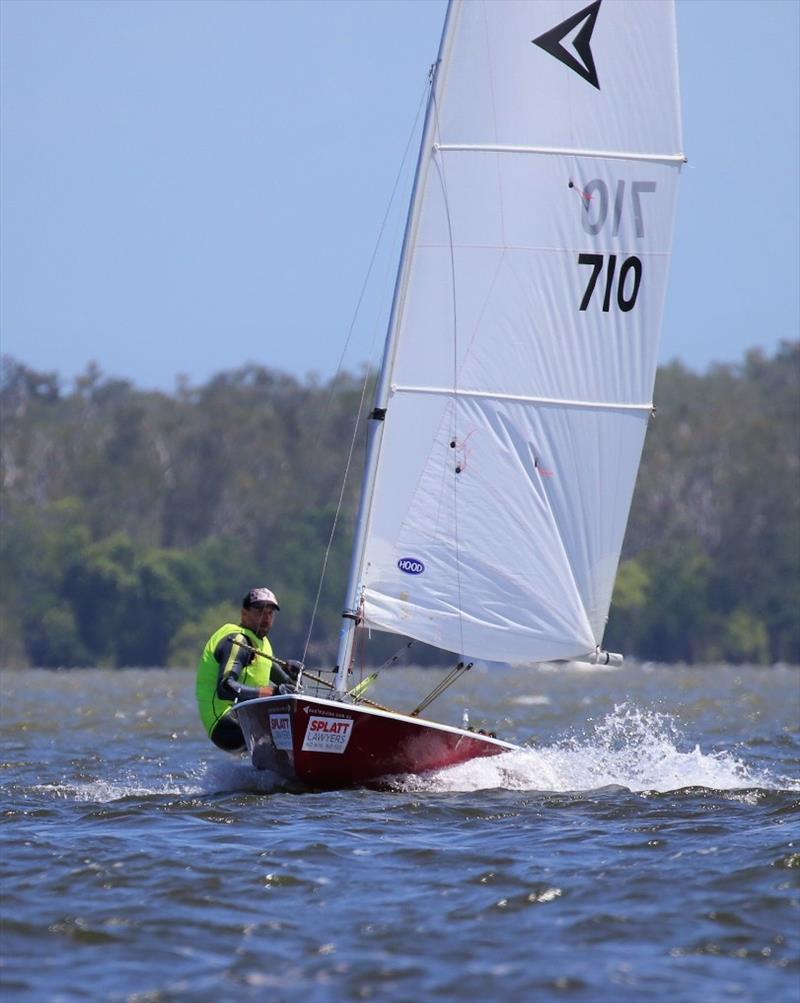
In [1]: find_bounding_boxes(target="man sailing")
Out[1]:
[196,587,301,752]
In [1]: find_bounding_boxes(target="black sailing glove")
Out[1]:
[283,660,304,681]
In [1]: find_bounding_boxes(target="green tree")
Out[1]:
[0,497,91,665]
[606,557,651,655]
[66,533,139,666]
[167,601,240,668]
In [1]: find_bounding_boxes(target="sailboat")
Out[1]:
[233,0,684,788]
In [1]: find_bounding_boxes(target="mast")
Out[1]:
[334,1,458,693]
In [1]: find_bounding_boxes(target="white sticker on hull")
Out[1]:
[302,715,354,754]
[269,713,293,751]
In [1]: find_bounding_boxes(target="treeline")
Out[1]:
[1,343,797,668]
[606,343,799,664]
[0,361,364,669]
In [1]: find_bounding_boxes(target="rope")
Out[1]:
[301,79,431,665]
[410,661,473,717]
[227,636,396,713]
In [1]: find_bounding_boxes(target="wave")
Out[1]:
[398,704,799,794]
[32,758,289,803]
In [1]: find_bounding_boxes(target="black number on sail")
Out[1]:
[578,253,642,313]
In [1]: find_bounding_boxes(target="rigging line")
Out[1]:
[375,639,415,673]
[301,77,431,664]
[430,91,467,663]
[301,368,372,668]
[328,77,431,383]
[410,661,473,717]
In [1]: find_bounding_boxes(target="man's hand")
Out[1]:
[233,683,275,702]
[283,660,304,681]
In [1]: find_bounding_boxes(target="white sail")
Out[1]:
[340,0,683,668]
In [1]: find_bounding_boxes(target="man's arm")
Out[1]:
[214,632,298,701]
[214,633,260,700]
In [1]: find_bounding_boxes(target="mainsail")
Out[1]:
[337,0,684,673]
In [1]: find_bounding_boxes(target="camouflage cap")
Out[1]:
[242,587,280,611]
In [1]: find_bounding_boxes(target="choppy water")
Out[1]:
[1,663,798,1003]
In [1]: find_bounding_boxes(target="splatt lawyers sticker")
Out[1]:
[302,715,354,754]
[269,713,292,751]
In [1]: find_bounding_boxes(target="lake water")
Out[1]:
[1,663,798,1003]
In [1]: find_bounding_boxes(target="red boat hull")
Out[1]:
[233,694,517,789]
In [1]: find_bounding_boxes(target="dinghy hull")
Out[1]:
[233,694,516,789]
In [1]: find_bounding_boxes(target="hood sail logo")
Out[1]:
[397,557,425,576]
[532,0,602,90]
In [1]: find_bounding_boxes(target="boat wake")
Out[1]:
[31,705,796,802]
[33,758,290,803]
[396,704,798,795]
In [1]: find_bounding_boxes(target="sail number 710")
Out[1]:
[578,253,642,312]
[574,177,654,313]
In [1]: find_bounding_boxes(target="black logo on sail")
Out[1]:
[532,0,602,90]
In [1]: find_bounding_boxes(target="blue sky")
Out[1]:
[1,0,798,393]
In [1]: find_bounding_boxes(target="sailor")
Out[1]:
[195,587,302,752]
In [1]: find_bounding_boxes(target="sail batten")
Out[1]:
[390,385,653,412]
[435,143,685,164]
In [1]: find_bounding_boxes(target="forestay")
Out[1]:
[340,0,684,667]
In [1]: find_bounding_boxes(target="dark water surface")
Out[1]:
[1,664,798,1003]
